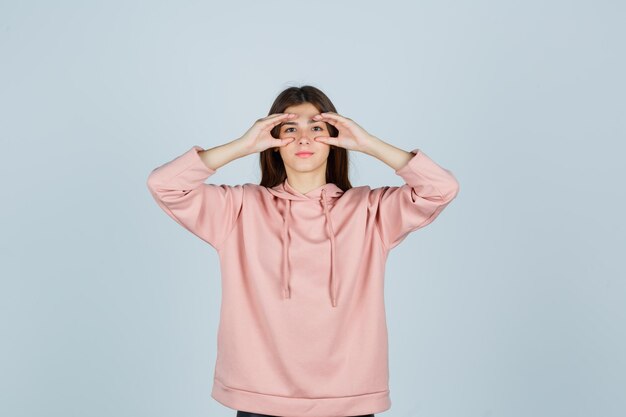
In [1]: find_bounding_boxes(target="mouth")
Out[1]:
[295,152,314,158]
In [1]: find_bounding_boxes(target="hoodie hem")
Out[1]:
[211,378,391,417]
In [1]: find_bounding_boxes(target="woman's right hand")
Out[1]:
[237,113,297,155]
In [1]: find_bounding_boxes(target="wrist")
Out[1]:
[360,135,384,156]
[231,137,253,158]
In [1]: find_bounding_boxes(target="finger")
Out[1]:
[315,111,344,120]
[313,115,337,129]
[267,112,294,120]
[264,112,296,123]
[312,112,346,128]
[262,113,296,130]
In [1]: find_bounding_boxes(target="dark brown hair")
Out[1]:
[259,85,353,191]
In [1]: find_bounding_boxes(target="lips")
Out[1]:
[296,152,314,158]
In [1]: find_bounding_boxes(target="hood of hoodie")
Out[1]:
[266,178,344,307]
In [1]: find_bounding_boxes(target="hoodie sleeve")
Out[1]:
[369,148,460,250]
[146,145,244,251]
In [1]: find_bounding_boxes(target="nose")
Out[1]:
[298,136,311,144]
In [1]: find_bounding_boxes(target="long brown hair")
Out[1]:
[259,85,353,191]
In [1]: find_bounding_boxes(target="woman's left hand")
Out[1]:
[312,112,378,153]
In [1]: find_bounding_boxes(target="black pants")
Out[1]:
[236,411,374,417]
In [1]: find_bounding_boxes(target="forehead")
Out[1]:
[280,115,322,126]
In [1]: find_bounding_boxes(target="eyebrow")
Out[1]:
[280,118,320,126]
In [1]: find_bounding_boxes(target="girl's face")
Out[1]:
[277,102,331,176]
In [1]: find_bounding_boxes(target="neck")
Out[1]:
[285,175,328,195]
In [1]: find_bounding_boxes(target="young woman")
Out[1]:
[147,85,460,417]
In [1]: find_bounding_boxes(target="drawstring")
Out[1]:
[281,188,338,307]
[322,189,338,307]
[282,199,292,299]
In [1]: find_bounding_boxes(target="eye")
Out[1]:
[283,125,324,133]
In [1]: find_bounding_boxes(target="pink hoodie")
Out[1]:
[147,145,460,417]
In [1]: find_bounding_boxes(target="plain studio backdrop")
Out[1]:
[1,1,624,417]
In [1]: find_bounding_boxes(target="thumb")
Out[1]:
[277,137,295,147]
[314,136,337,146]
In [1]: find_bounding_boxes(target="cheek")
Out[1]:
[317,145,331,156]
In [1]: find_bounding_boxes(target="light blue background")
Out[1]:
[1,1,624,417]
